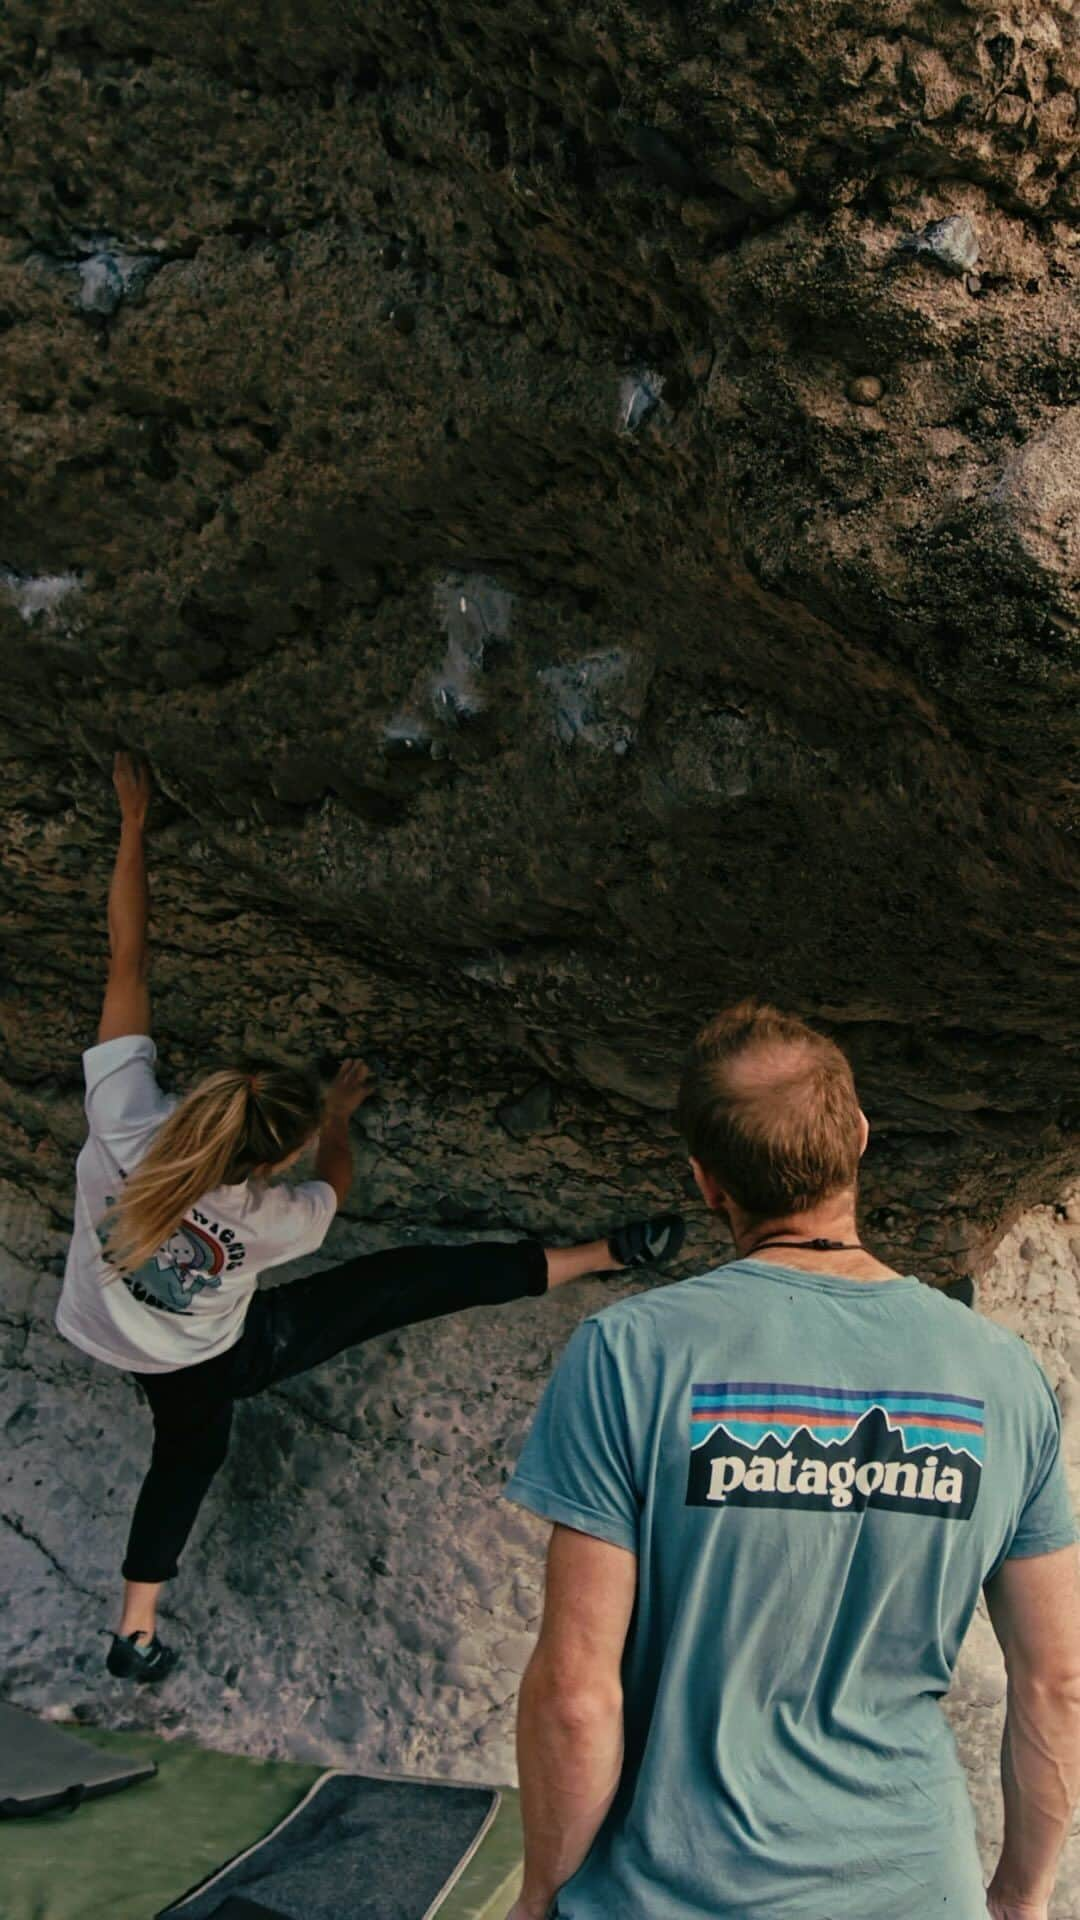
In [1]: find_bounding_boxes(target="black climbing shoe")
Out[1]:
[608,1213,686,1270]
[106,1631,179,1684]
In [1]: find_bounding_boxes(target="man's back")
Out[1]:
[508,1259,1077,1920]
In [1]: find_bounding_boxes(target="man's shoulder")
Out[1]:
[586,1269,1048,1391]
[912,1279,1040,1356]
[889,1282,1056,1421]
[585,1268,730,1342]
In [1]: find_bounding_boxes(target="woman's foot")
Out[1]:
[106,1630,179,1684]
[545,1213,685,1288]
[118,1575,163,1644]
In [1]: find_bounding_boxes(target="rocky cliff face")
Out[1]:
[1,2,1078,1901]
[1,0,1078,1276]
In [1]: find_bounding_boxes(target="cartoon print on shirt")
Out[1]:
[102,1193,248,1315]
[132,1222,226,1312]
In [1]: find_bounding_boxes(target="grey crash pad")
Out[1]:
[0,1705,156,1817]
[160,1773,502,1920]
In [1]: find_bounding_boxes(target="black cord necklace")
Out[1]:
[743,1235,866,1257]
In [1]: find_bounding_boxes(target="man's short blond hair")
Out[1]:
[677,1001,863,1218]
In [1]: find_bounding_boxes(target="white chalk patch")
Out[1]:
[0,569,82,623]
[537,648,634,750]
[617,369,664,435]
[75,244,160,314]
[430,573,513,723]
[383,714,433,750]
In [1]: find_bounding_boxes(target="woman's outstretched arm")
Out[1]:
[98,751,153,1044]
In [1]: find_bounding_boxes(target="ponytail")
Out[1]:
[105,1063,323,1275]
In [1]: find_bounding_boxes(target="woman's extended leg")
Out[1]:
[235,1221,681,1397]
[545,1239,619,1288]
[237,1238,550,1392]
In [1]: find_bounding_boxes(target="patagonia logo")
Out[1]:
[686,1382,984,1521]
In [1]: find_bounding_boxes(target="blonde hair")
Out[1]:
[105,1062,324,1274]
[677,1001,862,1218]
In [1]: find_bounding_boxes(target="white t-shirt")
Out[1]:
[55,1034,337,1373]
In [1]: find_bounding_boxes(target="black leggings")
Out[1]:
[124,1238,547,1584]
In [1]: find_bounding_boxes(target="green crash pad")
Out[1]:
[0,1725,523,1920]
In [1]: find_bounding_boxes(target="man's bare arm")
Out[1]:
[984,1544,1080,1919]
[509,1524,636,1920]
[98,752,152,1044]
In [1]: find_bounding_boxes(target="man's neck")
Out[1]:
[730,1201,859,1258]
[728,1200,902,1281]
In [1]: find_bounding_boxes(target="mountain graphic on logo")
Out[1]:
[692,1405,981,1466]
[686,1404,981,1521]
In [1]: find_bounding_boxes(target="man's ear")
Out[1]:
[857,1110,870,1158]
[690,1156,726,1213]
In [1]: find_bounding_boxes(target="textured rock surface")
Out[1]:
[1,0,1078,1277]
[2,1185,1078,1907]
[1,1,1079,1900]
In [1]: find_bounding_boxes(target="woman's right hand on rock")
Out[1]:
[113,749,152,828]
[324,1057,375,1120]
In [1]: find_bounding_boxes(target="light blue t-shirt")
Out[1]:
[507,1261,1078,1920]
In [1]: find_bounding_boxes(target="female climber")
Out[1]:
[56,752,685,1682]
